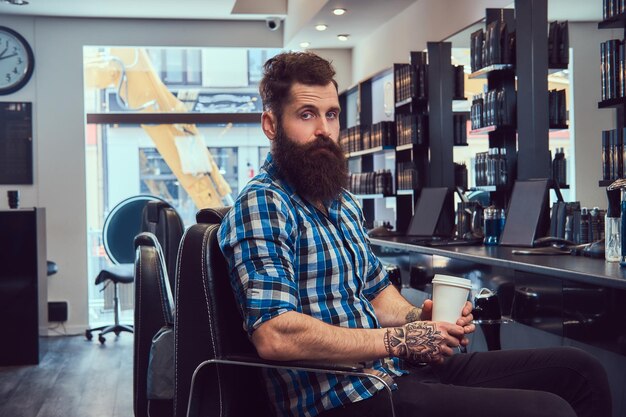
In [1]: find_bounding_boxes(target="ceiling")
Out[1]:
[0,0,604,50]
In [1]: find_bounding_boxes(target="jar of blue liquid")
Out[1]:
[483,206,505,246]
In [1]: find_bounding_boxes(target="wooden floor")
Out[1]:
[0,334,133,417]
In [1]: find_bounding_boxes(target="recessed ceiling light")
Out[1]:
[337,34,350,42]
[332,8,347,16]
[299,41,311,48]
[315,24,328,31]
[3,0,29,4]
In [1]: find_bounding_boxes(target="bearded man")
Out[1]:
[218,51,610,417]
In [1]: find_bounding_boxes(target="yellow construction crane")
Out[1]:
[84,47,232,209]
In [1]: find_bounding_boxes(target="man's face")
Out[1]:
[276,82,341,145]
[263,82,347,203]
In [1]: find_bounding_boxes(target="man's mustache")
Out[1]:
[306,135,338,151]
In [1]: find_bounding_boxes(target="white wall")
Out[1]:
[311,48,352,92]
[0,15,282,334]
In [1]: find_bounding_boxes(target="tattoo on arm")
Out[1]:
[405,307,422,323]
[384,322,444,362]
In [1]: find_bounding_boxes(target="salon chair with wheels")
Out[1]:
[175,207,396,417]
[85,195,165,344]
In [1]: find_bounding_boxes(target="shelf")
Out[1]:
[471,185,511,192]
[598,14,626,29]
[468,64,515,79]
[548,65,568,74]
[347,145,395,158]
[598,97,626,108]
[453,97,467,101]
[354,193,394,199]
[454,143,469,147]
[396,143,423,151]
[395,97,427,108]
[469,125,515,135]
[396,189,414,195]
[599,180,616,187]
[549,124,569,131]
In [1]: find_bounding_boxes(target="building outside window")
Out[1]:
[84,46,280,327]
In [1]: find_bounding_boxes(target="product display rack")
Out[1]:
[339,43,462,233]
[597,4,626,187]
[393,50,430,233]
[468,1,562,209]
[339,68,396,228]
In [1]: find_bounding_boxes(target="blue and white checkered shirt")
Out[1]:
[218,154,406,417]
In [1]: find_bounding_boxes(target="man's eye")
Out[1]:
[301,112,314,120]
[327,111,338,119]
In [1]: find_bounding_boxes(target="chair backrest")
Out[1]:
[104,195,164,265]
[142,200,185,293]
[133,232,175,417]
[175,207,272,417]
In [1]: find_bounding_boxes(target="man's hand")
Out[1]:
[418,299,475,347]
[383,321,465,364]
[457,301,475,347]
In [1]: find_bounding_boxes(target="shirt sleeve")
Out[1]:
[344,192,390,300]
[218,187,300,337]
[362,234,390,300]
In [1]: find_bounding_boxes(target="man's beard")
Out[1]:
[272,125,348,203]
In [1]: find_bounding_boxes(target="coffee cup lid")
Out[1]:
[431,274,472,290]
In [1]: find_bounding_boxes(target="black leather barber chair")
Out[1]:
[175,208,396,417]
[133,201,184,417]
[141,200,185,293]
[86,195,165,344]
[134,233,175,417]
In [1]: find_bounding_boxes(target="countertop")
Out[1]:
[370,236,626,290]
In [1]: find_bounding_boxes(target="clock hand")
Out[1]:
[0,40,7,58]
[0,53,17,61]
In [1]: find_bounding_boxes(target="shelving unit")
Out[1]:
[340,44,462,233]
[468,8,518,209]
[468,1,563,209]
[339,68,396,228]
[597,5,626,187]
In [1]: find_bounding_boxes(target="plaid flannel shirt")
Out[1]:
[218,154,405,417]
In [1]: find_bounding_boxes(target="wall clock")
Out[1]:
[0,26,34,95]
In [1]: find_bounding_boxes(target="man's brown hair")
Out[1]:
[259,51,337,119]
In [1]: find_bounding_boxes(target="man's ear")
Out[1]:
[262,111,278,140]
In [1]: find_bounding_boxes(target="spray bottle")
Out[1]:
[608,179,626,265]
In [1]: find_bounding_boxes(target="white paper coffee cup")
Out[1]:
[431,274,472,323]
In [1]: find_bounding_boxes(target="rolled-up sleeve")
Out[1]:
[219,188,300,337]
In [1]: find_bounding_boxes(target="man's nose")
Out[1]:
[314,118,332,138]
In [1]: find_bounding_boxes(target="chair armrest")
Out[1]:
[224,354,364,372]
[186,356,396,417]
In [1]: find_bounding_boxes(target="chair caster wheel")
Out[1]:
[85,330,93,341]
[98,334,106,344]
[114,329,121,336]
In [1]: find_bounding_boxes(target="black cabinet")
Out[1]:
[0,208,47,365]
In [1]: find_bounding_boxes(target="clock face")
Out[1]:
[0,26,34,95]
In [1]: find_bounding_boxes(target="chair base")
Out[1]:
[85,324,133,344]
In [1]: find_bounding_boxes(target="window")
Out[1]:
[84,46,279,327]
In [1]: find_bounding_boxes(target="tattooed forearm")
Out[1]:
[384,322,444,363]
[405,307,422,323]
